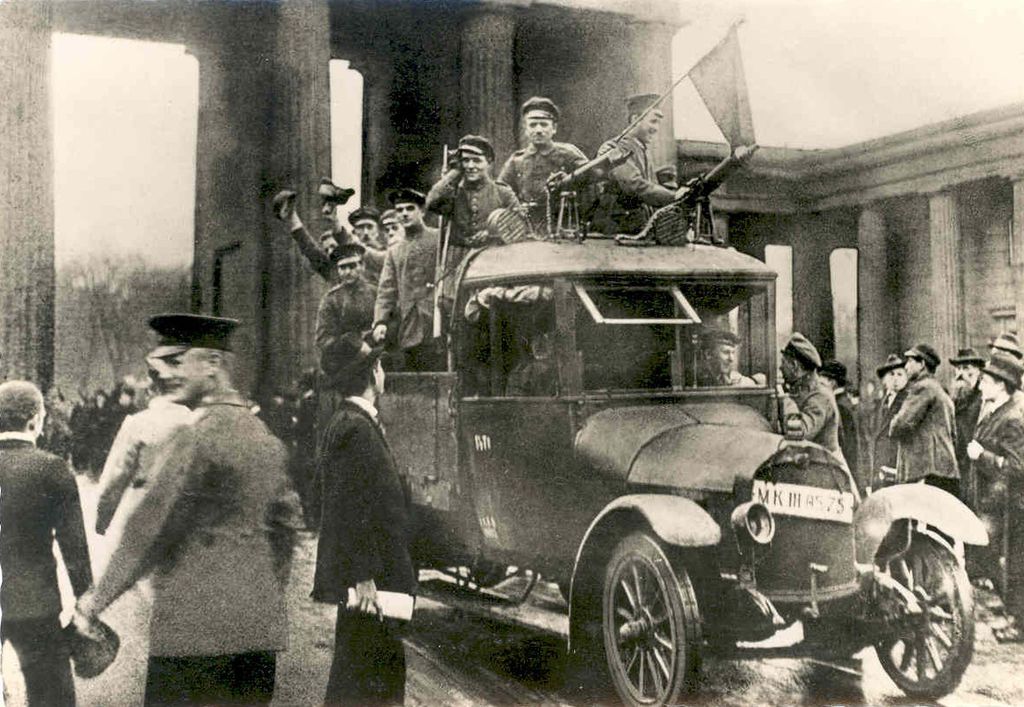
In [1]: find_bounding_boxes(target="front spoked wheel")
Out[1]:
[875,534,975,699]
[602,532,701,706]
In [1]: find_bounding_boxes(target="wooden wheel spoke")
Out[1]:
[929,622,954,649]
[632,564,644,607]
[648,649,666,696]
[620,576,638,611]
[898,638,914,672]
[624,645,640,675]
[652,645,672,683]
[915,632,930,680]
[924,634,945,672]
[654,630,674,651]
[616,606,633,621]
[637,650,646,695]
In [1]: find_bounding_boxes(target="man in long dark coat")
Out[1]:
[75,314,302,705]
[889,343,959,494]
[779,333,845,466]
[1,380,93,706]
[314,337,416,705]
[863,353,908,491]
[950,347,986,506]
[966,353,1024,641]
[821,360,859,486]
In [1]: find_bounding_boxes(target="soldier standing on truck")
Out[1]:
[779,332,846,466]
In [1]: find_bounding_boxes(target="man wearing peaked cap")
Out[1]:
[950,347,986,487]
[889,343,959,492]
[820,360,859,490]
[591,92,682,235]
[865,353,909,491]
[74,312,302,704]
[967,352,1024,640]
[779,333,846,466]
[347,206,387,284]
[380,208,406,247]
[498,96,590,231]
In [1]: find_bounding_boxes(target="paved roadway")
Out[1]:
[46,478,1024,705]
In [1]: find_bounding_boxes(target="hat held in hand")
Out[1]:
[63,618,120,678]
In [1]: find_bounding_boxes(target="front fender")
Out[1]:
[855,484,989,563]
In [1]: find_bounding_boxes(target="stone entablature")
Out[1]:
[680,102,1024,214]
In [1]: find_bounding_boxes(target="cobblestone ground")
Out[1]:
[42,477,1024,705]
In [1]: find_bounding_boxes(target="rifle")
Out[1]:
[432,145,450,339]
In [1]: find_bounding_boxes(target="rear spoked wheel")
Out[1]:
[875,535,975,699]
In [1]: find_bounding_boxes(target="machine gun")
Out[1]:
[616,143,759,247]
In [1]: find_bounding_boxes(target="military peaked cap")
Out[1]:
[949,347,986,366]
[388,188,426,207]
[380,208,400,225]
[149,313,239,352]
[521,96,560,121]
[782,332,822,369]
[904,343,941,371]
[329,241,366,265]
[318,178,356,205]
[626,93,663,117]
[348,206,381,226]
[875,353,905,378]
[458,134,495,162]
[991,332,1024,360]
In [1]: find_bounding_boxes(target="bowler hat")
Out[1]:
[982,352,1024,390]
[318,178,356,205]
[626,93,663,117]
[904,343,941,371]
[875,353,905,378]
[949,347,986,367]
[458,134,495,162]
[64,618,120,678]
[149,314,239,354]
[991,332,1024,360]
[347,206,381,227]
[388,188,426,207]
[329,242,365,265]
[781,332,822,369]
[820,360,848,387]
[521,96,560,121]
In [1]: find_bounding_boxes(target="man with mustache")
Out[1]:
[950,347,986,506]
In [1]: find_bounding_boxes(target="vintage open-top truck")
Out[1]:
[379,236,989,707]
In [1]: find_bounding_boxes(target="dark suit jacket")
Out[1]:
[313,399,416,603]
[835,390,859,485]
[972,398,1024,512]
[863,388,906,488]
[0,439,92,621]
[89,395,302,656]
[890,372,958,482]
[954,386,984,484]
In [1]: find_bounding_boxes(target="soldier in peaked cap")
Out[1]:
[697,328,757,387]
[74,313,302,705]
[967,352,1024,640]
[316,243,377,360]
[889,343,959,492]
[950,347,987,499]
[591,93,684,235]
[779,333,845,466]
[498,96,590,231]
[348,206,388,284]
[380,208,406,247]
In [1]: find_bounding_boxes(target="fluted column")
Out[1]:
[1011,177,1024,338]
[928,191,964,385]
[857,205,891,396]
[460,7,516,166]
[268,0,332,388]
[0,1,54,387]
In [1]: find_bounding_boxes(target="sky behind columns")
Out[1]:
[51,0,1024,267]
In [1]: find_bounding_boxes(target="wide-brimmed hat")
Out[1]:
[875,353,905,379]
[949,347,986,367]
[982,352,1024,390]
[781,332,822,370]
[904,343,941,371]
[991,333,1024,360]
[820,360,848,387]
[64,618,120,678]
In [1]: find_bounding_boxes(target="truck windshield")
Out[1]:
[574,281,770,393]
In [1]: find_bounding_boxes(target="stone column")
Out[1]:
[928,191,964,386]
[352,54,395,204]
[1011,177,1024,338]
[0,1,54,387]
[267,0,333,389]
[626,20,676,172]
[857,205,891,397]
[460,6,517,166]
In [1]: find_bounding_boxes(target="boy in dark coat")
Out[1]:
[1,380,93,706]
[889,343,959,493]
[314,337,416,706]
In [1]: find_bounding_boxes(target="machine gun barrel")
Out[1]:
[678,143,759,205]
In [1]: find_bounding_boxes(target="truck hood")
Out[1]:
[575,403,784,493]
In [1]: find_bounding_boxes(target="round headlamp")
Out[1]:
[731,501,776,545]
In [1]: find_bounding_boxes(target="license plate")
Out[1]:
[752,480,854,523]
